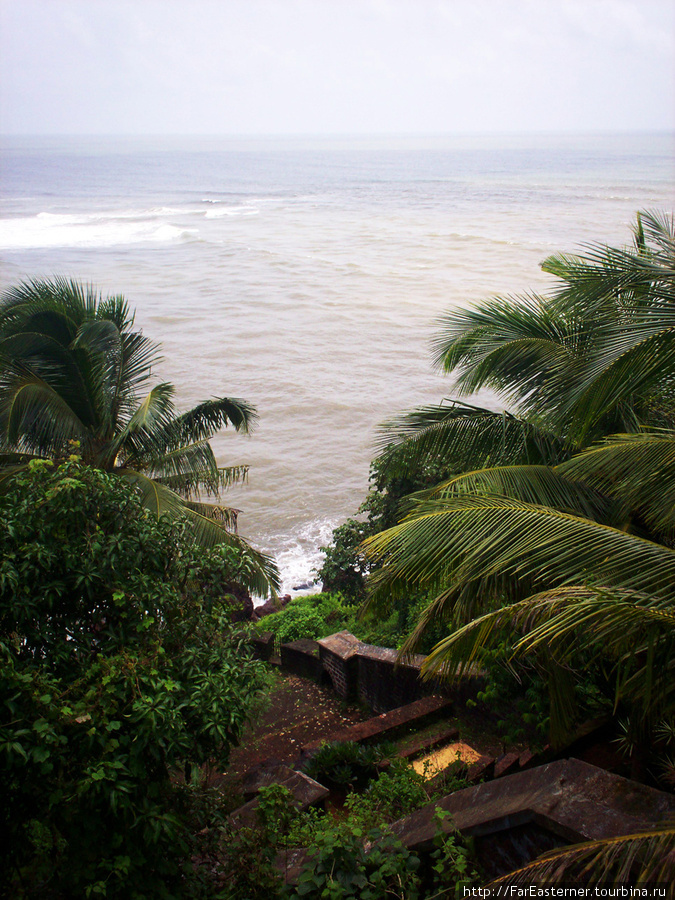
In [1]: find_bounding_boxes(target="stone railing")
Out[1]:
[253,629,482,715]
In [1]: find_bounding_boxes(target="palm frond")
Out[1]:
[184,500,240,531]
[421,464,613,522]
[559,432,675,536]
[423,586,673,680]
[108,383,177,464]
[171,396,257,440]
[120,469,278,596]
[489,826,675,893]
[377,402,568,477]
[0,370,90,456]
[430,294,578,416]
[558,315,675,440]
[0,278,271,569]
[364,495,675,609]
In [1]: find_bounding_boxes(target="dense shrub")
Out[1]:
[257,592,355,644]
[257,589,448,654]
[303,740,395,791]
[246,770,479,899]
[0,459,268,898]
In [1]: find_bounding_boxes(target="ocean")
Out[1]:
[1,132,673,593]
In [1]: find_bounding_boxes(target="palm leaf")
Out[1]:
[378,402,568,477]
[559,432,675,536]
[420,464,613,521]
[430,294,578,416]
[365,496,675,604]
[489,826,675,893]
[120,469,278,596]
[0,370,91,456]
[169,396,257,440]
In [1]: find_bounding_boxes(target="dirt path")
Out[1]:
[225,671,370,780]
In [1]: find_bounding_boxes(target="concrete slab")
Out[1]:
[494,751,521,778]
[317,631,361,659]
[466,755,495,783]
[389,758,675,853]
[229,764,329,829]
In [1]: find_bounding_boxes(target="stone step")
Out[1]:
[300,695,452,757]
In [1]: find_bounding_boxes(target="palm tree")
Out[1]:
[489,826,675,895]
[0,278,278,596]
[362,212,675,772]
[376,210,675,480]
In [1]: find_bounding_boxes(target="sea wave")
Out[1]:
[0,209,196,249]
[204,205,259,219]
[258,516,338,601]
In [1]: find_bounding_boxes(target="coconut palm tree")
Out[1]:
[0,277,278,596]
[363,212,675,772]
[377,210,675,480]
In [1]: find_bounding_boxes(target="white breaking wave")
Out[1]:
[204,205,259,219]
[0,210,197,249]
[262,517,338,600]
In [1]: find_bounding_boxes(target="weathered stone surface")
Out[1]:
[518,749,536,770]
[317,630,361,660]
[280,639,323,681]
[301,695,452,756]
[241,759,285,799]
[476,822,566,881]
[255,594,292,620]
[494,751,521,778]
[389,758,675,855]
[466,755,495,783]
[317,631,361,699]
[249,631,275,661]
[355,642,436,713]
[229,764,329,828]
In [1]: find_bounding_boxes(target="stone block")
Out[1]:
[301,695,452,756]
[355,642,435,713]
[229,764,329,829]
[396,726,460,761]
[466,755,495,783]
[250,631,275,661]
[494,751,521,778]
[389,757,675,856]
[317,631,361,699]
[518,749,536,770]
[280,639,323,681]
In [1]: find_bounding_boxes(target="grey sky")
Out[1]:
[1,0,673,135]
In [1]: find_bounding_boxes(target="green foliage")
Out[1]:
[363,213,675,767]
[317,450,454,605]
[303,741,394,791]
[256,587,449,655]
[228,764,478,899]
[211,818,283,899]
[338,761,430,829]
[427,808,480,897]
[318,519,373,602]
[0,277,278,594]
[1,459,268,897]
[285,803,478,899]
[291,826,422,899]
[468,648,551,748]
[257,592,355,643]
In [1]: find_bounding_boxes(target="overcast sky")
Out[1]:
[1,0,673,135]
